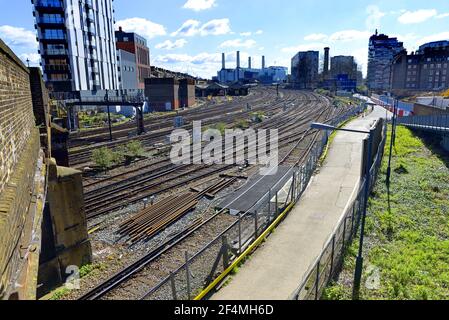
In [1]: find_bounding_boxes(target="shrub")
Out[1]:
[92,147,115,171]
[125,140,144,158]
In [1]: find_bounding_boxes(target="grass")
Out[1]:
[323,126,449,300]
[47,263,107,300]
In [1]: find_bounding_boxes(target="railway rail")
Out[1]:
[76,90,352,300]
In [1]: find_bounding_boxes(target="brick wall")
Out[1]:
[0,39,44,299]
[0,40,36,195]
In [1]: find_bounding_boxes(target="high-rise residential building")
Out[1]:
[115,27,151,89]
[33,0,119,95]
[291,51,319,89]
[391,40,449,91]
[367,31,404,91]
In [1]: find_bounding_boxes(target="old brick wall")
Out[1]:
[0,40,36,195]
[0,39,43,299]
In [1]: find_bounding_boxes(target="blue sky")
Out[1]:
[0,0,448,78]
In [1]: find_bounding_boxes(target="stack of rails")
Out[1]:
[118,178,237,245]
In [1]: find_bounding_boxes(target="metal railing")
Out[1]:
[397,114,449,134]
[139,104,367,301]
[291,122,387,300]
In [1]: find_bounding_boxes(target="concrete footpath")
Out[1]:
[212,105,388,300]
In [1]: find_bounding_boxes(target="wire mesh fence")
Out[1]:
[141,104,368,301]
[291,122,387,300]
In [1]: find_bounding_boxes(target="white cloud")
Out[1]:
[219,39,256,49]
[329,30,371,42]
[171,20,201,37]
[199,19,231,36]
[116,18,166,39]
[417,32,449,46]
[0,25,37,48]
[366,5,385,30]
[155,39,188,50]
[436,13,449,19]
[240,32,252,37]
[171,18,231,37]
[183,0,216,11]
[304,33,328,41]
[255,30,263,35]
[302,29,370,45]
[281,43,327,54]
[398,9,438,24]
[19,53,40,66]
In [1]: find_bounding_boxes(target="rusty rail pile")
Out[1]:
[118,178,237,245]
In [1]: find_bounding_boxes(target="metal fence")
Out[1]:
[397,114,449,134]
[140,104,367,301]
[291,122,387,300]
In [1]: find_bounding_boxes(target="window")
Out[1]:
[424,65,428,69]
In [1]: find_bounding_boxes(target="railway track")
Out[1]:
[69,90,291,168]
[76,91,348,300]
[83,91,325,219]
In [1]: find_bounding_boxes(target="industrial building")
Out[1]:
[291,51,319,89]
[32,0,119,95]
[367,31,405,91]
[321,51,358,92]
[217,52,287,84]
[115,27,151,90]
[145,78,195,111]
[391,40,449,92]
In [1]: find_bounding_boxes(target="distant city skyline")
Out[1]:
[1,0,449,78]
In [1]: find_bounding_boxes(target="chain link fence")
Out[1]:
[140,104,367,301]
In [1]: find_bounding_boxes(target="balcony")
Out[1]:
[44,64,70,72]
[43,48,68,56]
[41,33,67,43]
[34,0,64,13]
[36,15,65,26]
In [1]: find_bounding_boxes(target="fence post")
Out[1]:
[170,272,178,300]
[329,236,336,279]
[222,235,230,269]
[238,213,242,254]
[315,261,320,300]
[275,192,279,217]
[254,209,259,238]
[342,216,347,250]
[185,251,191,300]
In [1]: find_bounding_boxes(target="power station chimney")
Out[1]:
[262,56,266,69]
[248,57,252,69]
[324,47,330,76]
[222,53,226,69]
[236,51,241,69]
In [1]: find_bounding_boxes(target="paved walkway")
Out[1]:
[212,106,388,300]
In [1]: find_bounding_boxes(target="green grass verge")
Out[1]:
[323,125,449,300]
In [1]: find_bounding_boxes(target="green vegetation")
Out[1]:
[235,119,250,130]
[92,147,115,171]
[47,263,106,300]
[323,126,449,300]
[203,122,227,135]
[79,112,130,130]
[91,141,145,170]
[250,111,265,123]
